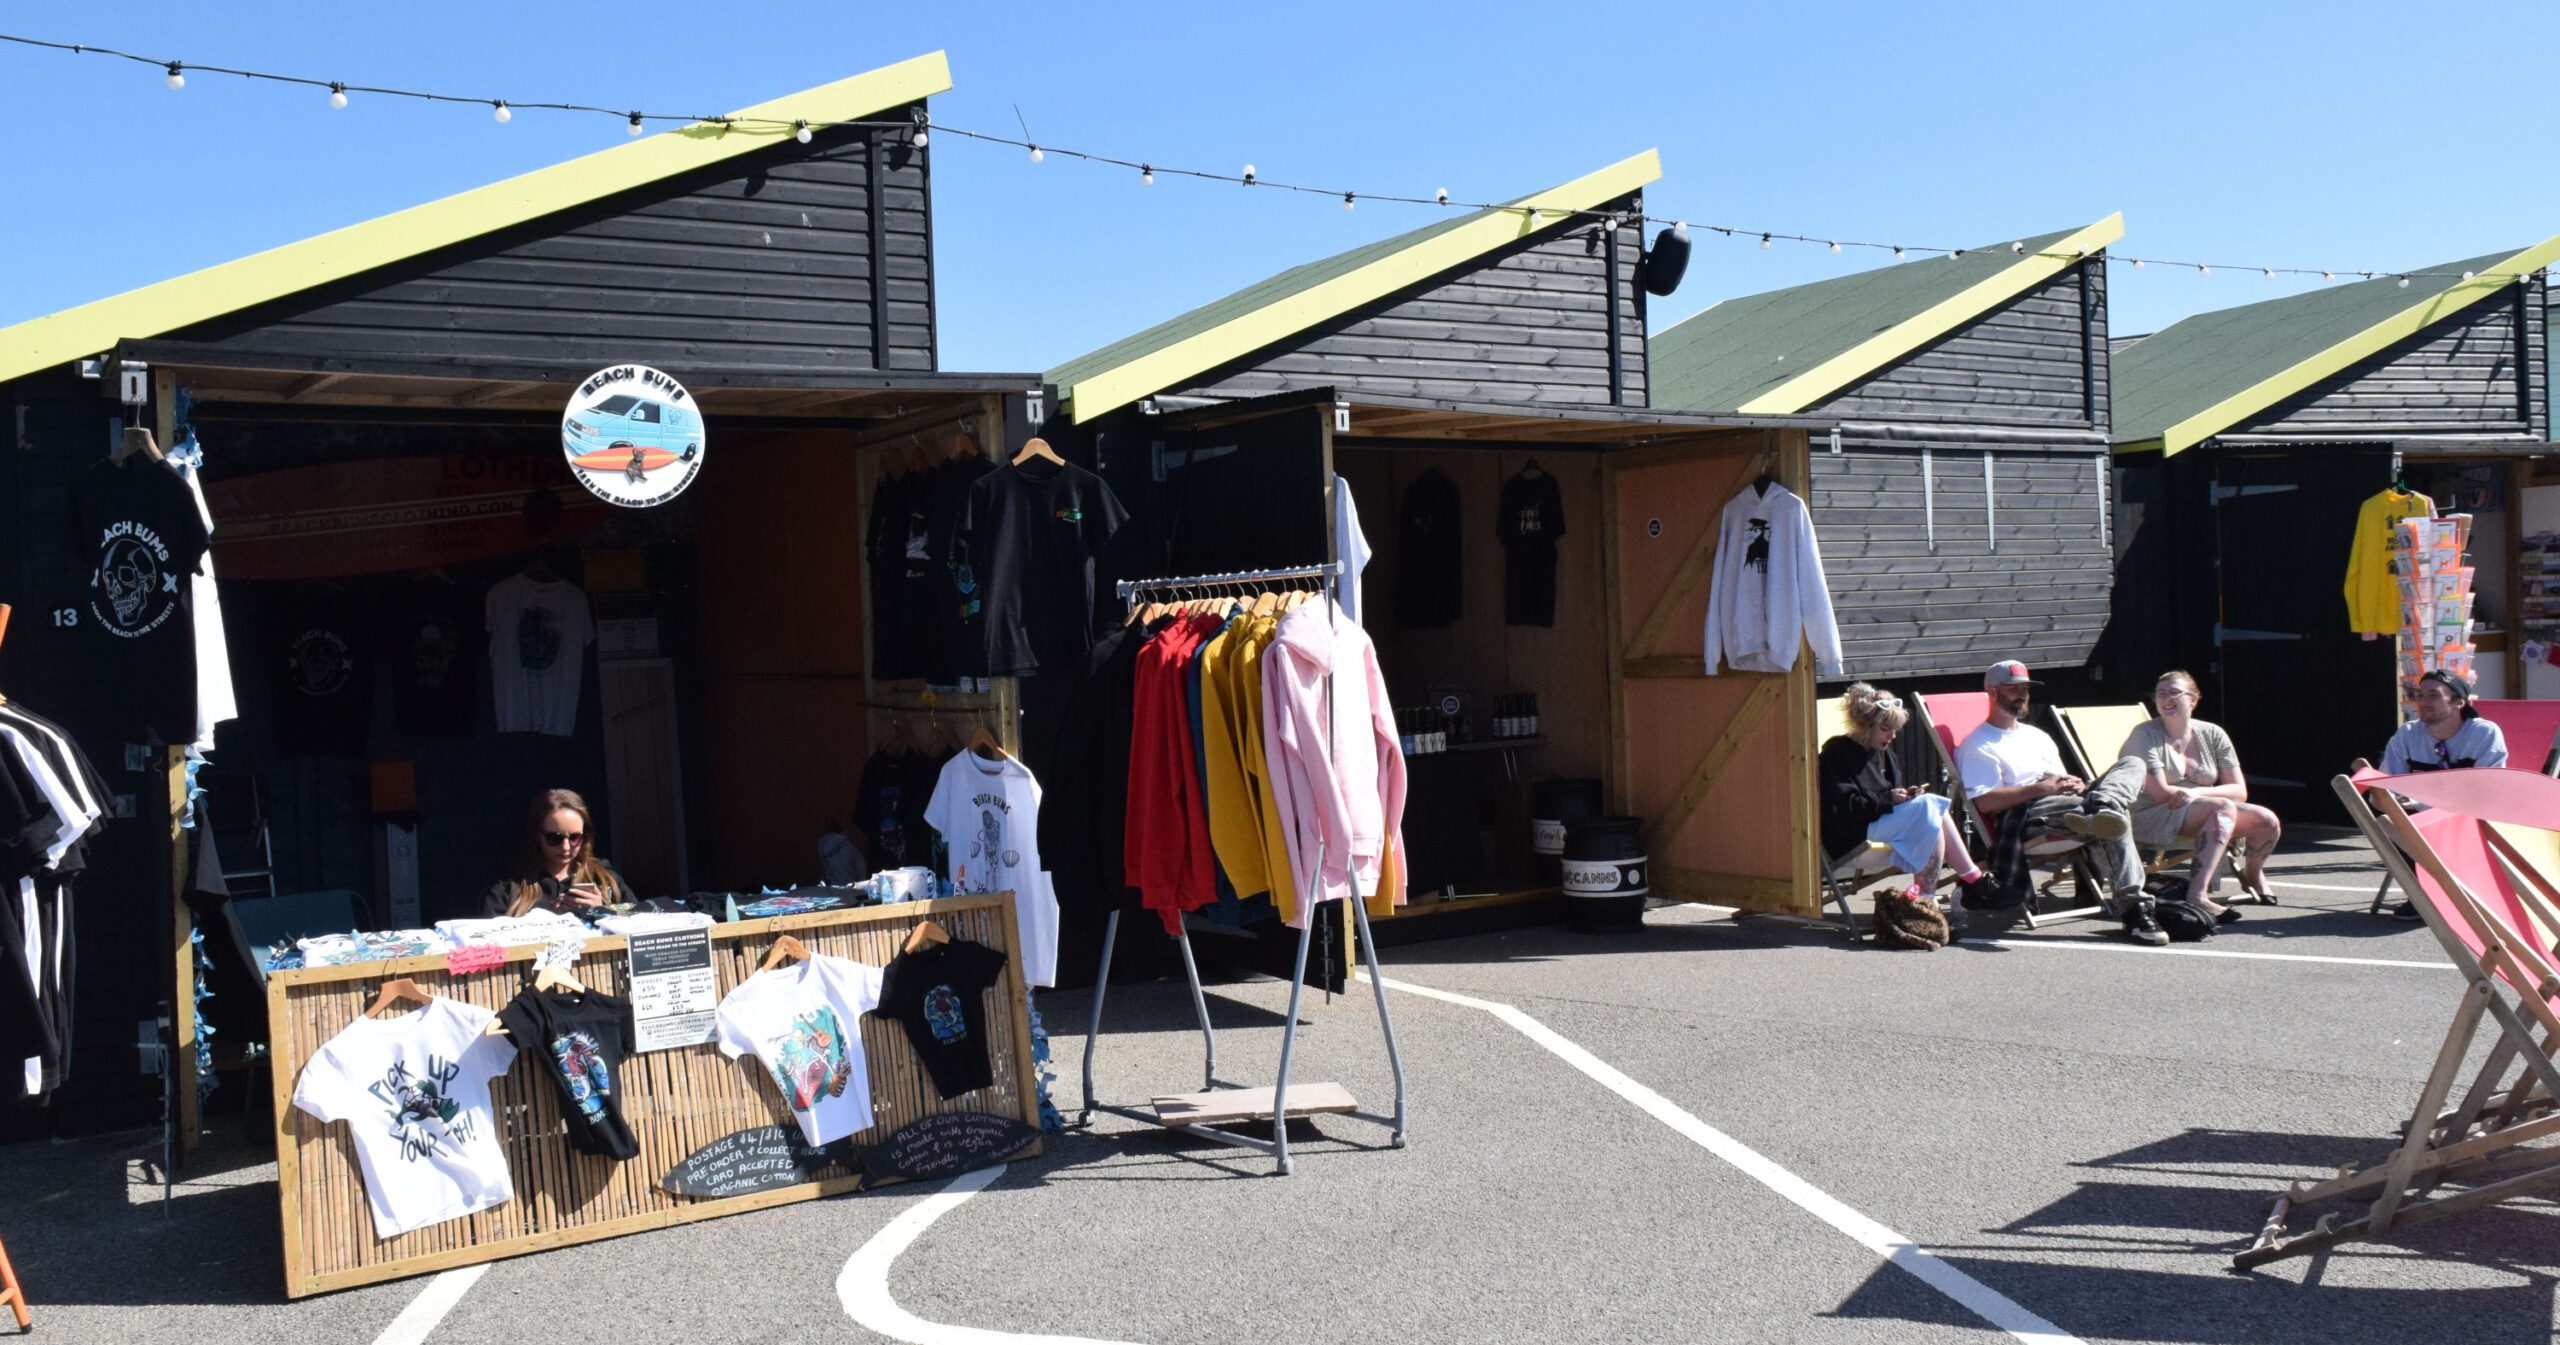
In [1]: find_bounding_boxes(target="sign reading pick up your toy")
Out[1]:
[561,365,705,508]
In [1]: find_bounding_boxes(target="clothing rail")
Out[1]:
[1081,557,1408,1174]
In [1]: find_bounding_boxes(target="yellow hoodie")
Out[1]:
[2344,488,2434,635]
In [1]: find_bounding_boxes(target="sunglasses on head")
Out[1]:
[543,830,585,846]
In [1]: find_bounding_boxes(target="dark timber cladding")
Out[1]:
[146,113,936,384]
[1160,210,1650,408]
[1648,217,2124,681]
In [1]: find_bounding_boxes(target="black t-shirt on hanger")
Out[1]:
[269,584,374,758]
[69,455,212,743]
[1395,469,1463,630]
[498,986,641,1160]
[866,471,917,681]
[874,938,1009,1099]
[385,573,476,737]
[963,459,1128,677]
[1496,466,1566,627]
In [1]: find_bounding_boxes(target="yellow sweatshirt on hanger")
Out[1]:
[1197,618,1271,906]
[2344,487,2435,635]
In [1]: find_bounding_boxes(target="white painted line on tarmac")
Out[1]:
[1979,938,2452,970]
[2264,879,2392,894]
[837,1163,1136,1345]
[370,1265,488,1345]
[1369,973,2085,1345]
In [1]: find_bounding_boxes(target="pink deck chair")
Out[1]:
[2238,767,2560,1267]
[2472,699,2560,777]
[1911,691,2103,928]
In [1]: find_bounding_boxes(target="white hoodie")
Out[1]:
[1701,481,1845,677]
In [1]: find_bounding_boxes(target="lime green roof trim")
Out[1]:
[1726,213,2124,415]
[2130,235,2560,456]
[0,52,953,386]
[1055,150,1662,422]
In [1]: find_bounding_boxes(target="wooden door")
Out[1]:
[1605,430,1818,915]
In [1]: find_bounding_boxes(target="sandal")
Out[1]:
[2217,906,2243,925]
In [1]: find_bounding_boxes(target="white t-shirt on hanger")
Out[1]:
[290,997,518,1239]
[1334,473,1371,626]
[484,573,595,735]
[715,953,886,1146]
[924,750,1060,988]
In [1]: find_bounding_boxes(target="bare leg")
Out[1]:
[2233,805,2282,899]
[2185,800,2239,914]
[1937,812,1980,877]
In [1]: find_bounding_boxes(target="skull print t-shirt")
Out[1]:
[714,953,886,1146]
[483,573,594,736]
[874,938,1008,1099]
[291,996,518,1239]
[69,455,213,744]
[923,751,1060,988]
[497,986,638,1160]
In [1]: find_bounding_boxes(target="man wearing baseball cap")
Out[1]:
[2374,670,2508,919]
[1956,659,2162,944]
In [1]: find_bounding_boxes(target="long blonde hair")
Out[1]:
[1840,682,1910,741]
[503,789,622,917]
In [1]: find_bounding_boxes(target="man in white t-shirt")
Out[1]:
[1956,659,2156,943]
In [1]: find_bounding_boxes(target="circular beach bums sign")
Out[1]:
[561,365,705,507]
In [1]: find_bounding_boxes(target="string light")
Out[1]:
[1342,192,1355,212]
[4,30,2548,281]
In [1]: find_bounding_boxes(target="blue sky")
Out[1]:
[1,2,2552,373]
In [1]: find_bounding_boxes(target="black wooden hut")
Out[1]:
[2109,238,2557,822]
[0,53,1052,1138]
[1647,216,2126,692]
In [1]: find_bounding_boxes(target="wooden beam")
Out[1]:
[853,400,977,447]
[1644,676,1783,854]
[1601,455,1630,814]
[454,380,548,407]
[281,372,349,401]
[1607,432,1760,473]
[156,367,199,1156]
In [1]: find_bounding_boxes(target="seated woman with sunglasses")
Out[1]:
[480,788,630,918]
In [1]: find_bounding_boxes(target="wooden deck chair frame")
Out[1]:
[2050,702,2250,900]
[2237,772,2560,1268]
[1907,693,2103,929]
[2338,758,2412,917]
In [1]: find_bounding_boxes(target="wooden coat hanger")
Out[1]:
[1011,436,1064,467]
[903,918,950,955]
[113,427,164,464]
[366,977,435,1018]
[533,962,587,994]
[758,934,814,972]
[967,724,1010,762]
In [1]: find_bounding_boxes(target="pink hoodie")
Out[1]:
[1259,603,1407,920]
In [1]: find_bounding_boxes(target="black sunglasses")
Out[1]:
[543,830,586,846]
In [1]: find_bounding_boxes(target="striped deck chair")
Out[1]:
[2238,766,2560,1268]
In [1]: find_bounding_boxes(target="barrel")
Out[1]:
[1562,816,1648,933]
[1530,778,1603,886]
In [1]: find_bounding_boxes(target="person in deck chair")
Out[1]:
[2374,670,2508,920]
[1956,660,2161,945]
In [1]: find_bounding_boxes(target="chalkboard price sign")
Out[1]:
[660,1126,854,1200]
[858,1113,1039,1188]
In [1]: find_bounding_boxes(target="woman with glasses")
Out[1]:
[480,788,629,918]
[2120,670,2282,916]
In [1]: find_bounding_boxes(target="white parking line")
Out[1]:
[836,1163,1134,1345]
[2264,879,2391,894]
[370,1265,488,1345]
[1978,938,2453,970]
[1370,974,2084,1345]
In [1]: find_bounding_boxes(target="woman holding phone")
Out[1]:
[1819,683,1995,909]
[480,788,630,918]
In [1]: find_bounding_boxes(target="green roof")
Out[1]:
[1045,151,1664,420]
[1650,221,2114,416]
[2110,248,2533,450]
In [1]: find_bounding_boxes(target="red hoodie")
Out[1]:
[1125,614,1220,932]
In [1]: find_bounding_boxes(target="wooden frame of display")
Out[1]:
[265,894,1040,1298]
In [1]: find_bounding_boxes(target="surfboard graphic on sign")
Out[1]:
[562,365,706,508]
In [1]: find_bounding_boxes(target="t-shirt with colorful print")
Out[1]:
[498,986,639,1160]
[875,938,1008,1099]
[714,952,885,1145]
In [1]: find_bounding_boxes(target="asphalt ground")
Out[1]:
[7,827,2554,1343]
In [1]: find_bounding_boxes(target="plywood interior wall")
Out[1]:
[692,429,869,889]
[1333,445,1610,786]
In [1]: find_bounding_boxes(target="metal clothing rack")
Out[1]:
[1082,559,1410,1174]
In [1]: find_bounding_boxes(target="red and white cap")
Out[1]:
[1983,660,2044,689]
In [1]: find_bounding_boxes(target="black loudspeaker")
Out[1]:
[1639,226,1691,297]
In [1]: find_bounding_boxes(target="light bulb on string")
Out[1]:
[1950,250,1964,260]
[627,112,644,136]
[2263,269,2275,280]
[1140,164,1154,186]
[1028,144,1044,164]
[2322,271,2335,281]
[2131,258,2143,270]
[1759,233,1771,250]
[328,82,348,109]
[2398,275,2411,288]
[1828,241,1841,254]
[2011,241,2025,253]
[910,127,928,148]
[2462,271,2476,281]
[1242,163,1256,185]
[164,61,184,90]
[1342,192,1355,212]
[1893,246,1905,261]
[794,121,812,144]
[492,101,511,124]
[2198,264,2211,277]
[1434,187,1449,205]
[1672,222,1689,242]
[1527,208,1543,226]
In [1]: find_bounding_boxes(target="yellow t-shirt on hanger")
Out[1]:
[2344,487,2435,636]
